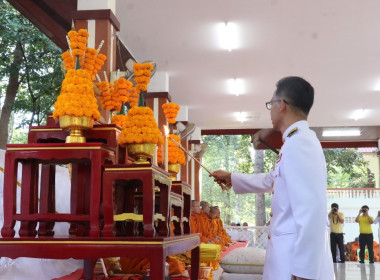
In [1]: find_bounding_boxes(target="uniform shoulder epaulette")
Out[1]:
[287,127,298,138]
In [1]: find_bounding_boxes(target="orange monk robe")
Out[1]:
[350,242,360,261]
[215,218,231,245]
[191,213,210,243]
[198,213,214,242]
[120,256,186,276]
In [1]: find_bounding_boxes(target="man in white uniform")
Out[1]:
[373,211,380,244]
[211,77,334,280]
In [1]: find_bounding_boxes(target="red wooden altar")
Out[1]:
[0,235,200,280]
[1,143,115,238]
[102,163,172,238]
[172,181,192,235]
[0,123,200,279]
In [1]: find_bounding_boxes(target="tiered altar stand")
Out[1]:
[0,121,200,280]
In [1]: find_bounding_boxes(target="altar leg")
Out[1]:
[191,245,200,280]
[149,251,166,280]
[157,182,170,236]
[183,192,191,234]
[19,161,38,237]
[142,177,155,237]
[89,152,101,237]
[102,174,114,237]
[1,153,17,237]
[38,164,56,237]
[83,259,94,280]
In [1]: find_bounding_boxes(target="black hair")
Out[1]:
[275,76,314,116]
[331,203,339,208]
[362,205,369,210]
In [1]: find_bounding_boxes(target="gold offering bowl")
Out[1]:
[168,163,180,180]
[127,143,157,164]
[59,115,94,143]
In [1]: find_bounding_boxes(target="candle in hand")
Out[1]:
[164,125,169,172]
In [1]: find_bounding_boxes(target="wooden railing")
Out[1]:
[327,188,380,199]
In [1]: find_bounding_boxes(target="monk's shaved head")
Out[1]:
[200,201,210,215]
[191,200,201,214]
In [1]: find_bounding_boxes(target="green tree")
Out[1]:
[324,148,371,188]
[0,0,63,148]
[201,135,276,225]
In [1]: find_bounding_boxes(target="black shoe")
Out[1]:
[359,261,364,264]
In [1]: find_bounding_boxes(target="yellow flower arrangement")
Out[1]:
[111,114,128,128]
[128,87,140,108]
[133,62,153,93]
[96,78,133,112]
[157,134,186,165]
[53,69,100,120]
[53,29,107,121]
[118,106,163,146]
[114,78,133,103]
[162,103,180,124]
[62,29,107,81]
[68,29,88,58]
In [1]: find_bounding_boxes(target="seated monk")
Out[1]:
[190,200,209,243]
[209,206,230,249]
[349,237,360,261]
[199,201,220,244]
[215,206,231,245]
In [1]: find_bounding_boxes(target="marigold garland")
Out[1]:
[128,87,140,108]
[96,78,133,112]
[157,134,186,165]
[62,29,107,81]
[162,103,180,124]
[53,69,100,120]
[133,62,153,93]
[118,106,163,146]
[54,29,107,121]
[111,114,128,128]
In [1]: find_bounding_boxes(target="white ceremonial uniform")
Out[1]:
[373,216,380,244]
[231,120,334,280]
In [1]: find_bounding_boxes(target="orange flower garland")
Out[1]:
[62,29,106,81]
[68,29,88,59]
[54,29,106,121]
[111,114,128,128]
[162,103,180,124]
[53,69,100,120]
[118,106,163,146]
[114,78,132,103]
[128,87,140,108]
[157,134,186,165]
[133,62,153,92]
[96,78,133,112]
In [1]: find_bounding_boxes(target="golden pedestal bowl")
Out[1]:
[168,163,180,180]
[127,143,157,164]
[59,115,94,143]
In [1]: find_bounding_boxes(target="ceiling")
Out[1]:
[115,0,380,134]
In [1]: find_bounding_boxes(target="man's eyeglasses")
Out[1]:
[265,99,289,110]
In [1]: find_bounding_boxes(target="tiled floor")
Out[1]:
[335,262,380,280]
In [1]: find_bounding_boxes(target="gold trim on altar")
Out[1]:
[0,235,200,246]
[114,213,166,222]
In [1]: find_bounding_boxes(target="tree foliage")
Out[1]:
[324,148,374,188]
[201,136,375,225]
[201,135,274,225]
[0,0,63,147]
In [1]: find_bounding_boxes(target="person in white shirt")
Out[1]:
[373,210,380,245]
[211,76,334,280]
